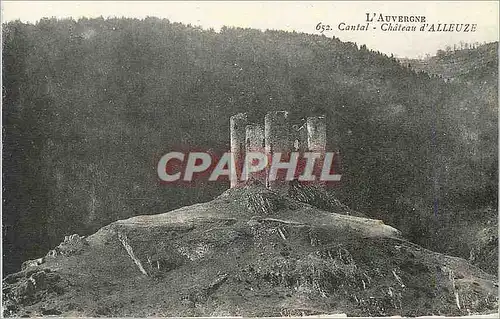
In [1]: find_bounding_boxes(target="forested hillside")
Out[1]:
[399,42,498,83]
[2,17,497,275]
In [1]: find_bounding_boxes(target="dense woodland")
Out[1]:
[400,43,498,82]
[2,17,498,275]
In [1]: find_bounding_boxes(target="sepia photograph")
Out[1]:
[1,1,499,317]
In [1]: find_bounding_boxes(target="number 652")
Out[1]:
[316,22,331,33]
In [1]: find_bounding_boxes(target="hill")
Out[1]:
[2,18,497,275]
[399,42,498,83]
[3,185,498,317]
[398,43,499,275]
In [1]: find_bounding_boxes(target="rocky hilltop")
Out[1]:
[3,185,498,317]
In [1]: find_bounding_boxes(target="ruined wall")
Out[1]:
[306,116,326,152]
[265,111,291,154]
[265,111,292,190]
[292,124,308,180]
[230,113,248,188]
[306,116,327,184]
[245,124,266,185]
[293,124,308,153]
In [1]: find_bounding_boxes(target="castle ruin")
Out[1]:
[229,111,329,190]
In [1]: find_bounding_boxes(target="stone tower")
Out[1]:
[265,111,292,190]
[230,113,248,188]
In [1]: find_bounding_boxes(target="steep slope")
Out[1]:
[3,186,497,317]
[395,43,498,273]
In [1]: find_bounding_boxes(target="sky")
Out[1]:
[2,1,498,58]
